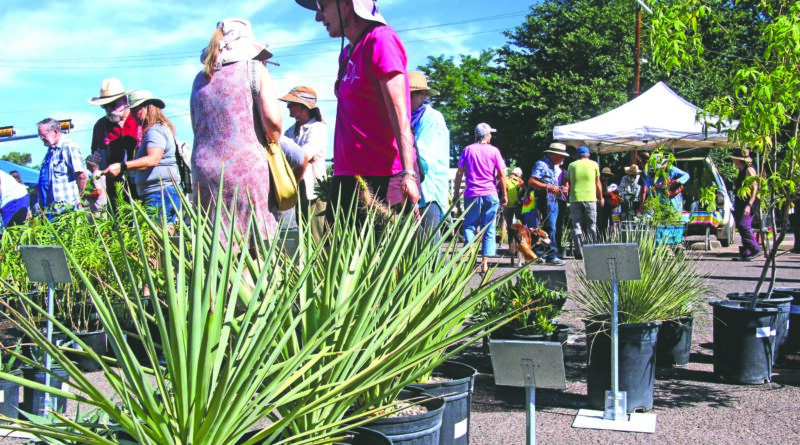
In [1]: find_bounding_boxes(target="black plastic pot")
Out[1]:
[773,288,800,354]
[551,324,570,344]
[408,361,476,445]
[512,332,549,341]
[710,300,780,384]
[726,292,791,364]
[656,316,694,367]
[585,321,661,412]
[20,365,69,418]
[364,388,445,445]
[65,330,107,372]
[233,427,391,445]
[0,369,21,422]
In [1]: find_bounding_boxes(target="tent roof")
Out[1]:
[552,82,736,154]
[0,160,39,187]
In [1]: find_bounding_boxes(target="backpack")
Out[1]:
[174,139,193,193]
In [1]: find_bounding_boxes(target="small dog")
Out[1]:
[508,223,552,264]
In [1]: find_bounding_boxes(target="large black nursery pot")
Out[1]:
[65,330,107,372]
[726,292,791,364]
[656,316,694,367]
[408,361,477,445]
[710,300,780,384]
[232,426,392,445]
[0,369,21,422]
[773,288,800,355]
[585,321,661,412]
[364,387,445,445]
[20,365,70,419]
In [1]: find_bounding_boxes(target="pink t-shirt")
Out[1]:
[334,25,410,176]
[458,143,507,198]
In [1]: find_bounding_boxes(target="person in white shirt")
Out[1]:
[279,85,328,241]
[1,170,30,228]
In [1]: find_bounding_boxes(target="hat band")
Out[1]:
[292,92,317,104]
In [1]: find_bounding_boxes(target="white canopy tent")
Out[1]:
[552,82,736,154]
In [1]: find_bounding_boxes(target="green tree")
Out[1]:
[419,51,499,166]
[652,0,800,293]
[0,151,32,165]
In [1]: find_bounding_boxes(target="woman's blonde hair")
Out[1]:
[203,28,224,79]
[141,104,175,138]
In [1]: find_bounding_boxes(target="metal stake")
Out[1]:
[522,358,536,445]
[604,258,627,420]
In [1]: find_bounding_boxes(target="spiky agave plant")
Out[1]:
[571,221,711,325]
[0,178,521,444]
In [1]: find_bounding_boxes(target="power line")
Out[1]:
[0,11,526,66]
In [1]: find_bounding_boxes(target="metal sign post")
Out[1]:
[489,340,566,445]
[18,246,72,414]
[573,243,656,433]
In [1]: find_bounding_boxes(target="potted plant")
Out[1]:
[474,268,567,341]
[572,224,710,411]
[652,0,800,385]
[0,178,519,444]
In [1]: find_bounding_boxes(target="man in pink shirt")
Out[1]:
[452,123,507,273]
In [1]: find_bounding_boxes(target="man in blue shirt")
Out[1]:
[528,143,569,265]
[37,118,87,218]
[646,158,690,213]
[409,71,450,240]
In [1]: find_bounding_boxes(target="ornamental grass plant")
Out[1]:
[0,179,519,444]
[571,222,711,325]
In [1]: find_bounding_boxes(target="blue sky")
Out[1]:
[0,0,534,167]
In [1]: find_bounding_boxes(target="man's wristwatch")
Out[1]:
[399,169,416,178]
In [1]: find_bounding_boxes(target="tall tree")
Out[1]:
[0,151,32,166]
[652,0,800,293]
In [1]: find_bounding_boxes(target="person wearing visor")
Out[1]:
[295,0,420,225]
[279,85,328,241]
[190,18,283,244]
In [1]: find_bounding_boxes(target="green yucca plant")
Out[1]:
[571,222,711,325]
[0,178,520,444]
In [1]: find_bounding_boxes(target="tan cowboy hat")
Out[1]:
[408,71,439,96]
[543,142,569,157]
[279,86,319,110]
[124,90,166,110]
[625,165,641,175]
[88,77,127,106]
[601,167,614,176]
[200,18,272,67]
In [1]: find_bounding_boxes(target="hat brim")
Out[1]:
[410,87,440,96]
[88,92,127,106]
[295,0,317,10]
[544,149,569,157]
[279,93,317,110]
[353,0,387,24]
[624,168,640,175]
[125,98,166,110]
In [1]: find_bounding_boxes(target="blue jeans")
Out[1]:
[141,185,181,224]
[463,195,499,256]
[420,201,444,244]
[536,194,560,260]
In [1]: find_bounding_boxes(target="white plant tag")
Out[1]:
[0,391,4,403]
[454,418,468,439]
[755,327,772,338]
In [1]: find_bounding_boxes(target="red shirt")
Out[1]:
[90,114,141,164]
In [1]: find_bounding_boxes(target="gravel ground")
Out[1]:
[2,233,798,444]
[464,233,800,445]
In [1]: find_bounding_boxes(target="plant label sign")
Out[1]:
[583,243,641,281]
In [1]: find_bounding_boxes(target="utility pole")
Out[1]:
[634,3,642,98]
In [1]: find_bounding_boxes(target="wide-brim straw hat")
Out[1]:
[200,18,272,66]
[543,142,569,157]
[625,165,641,175]
[88,77,127,106]
[279,86,319,110]
[408,71,439,96]
[124,90,166,110]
